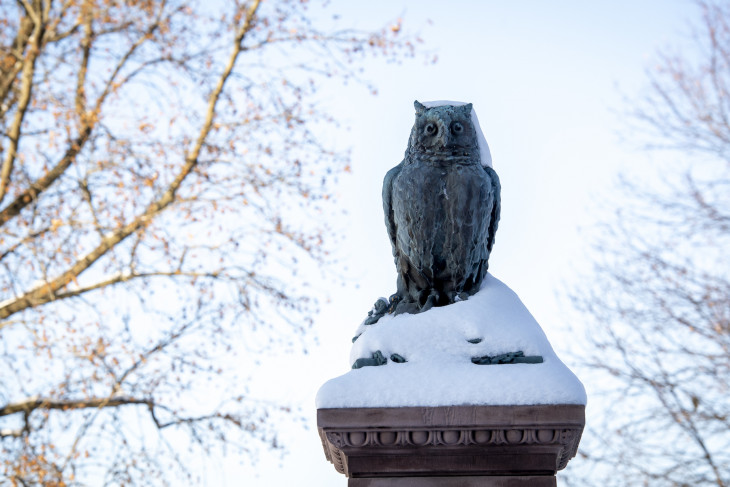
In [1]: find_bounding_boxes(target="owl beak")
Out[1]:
[435,120,449,149]
[444,136,460,154]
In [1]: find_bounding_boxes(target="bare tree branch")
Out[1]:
[0,396,153,417]
[0,2,165,226]
[0,2,44,203]
[74,0,92,120]
[568,5,730,486]
[0,0,261,322]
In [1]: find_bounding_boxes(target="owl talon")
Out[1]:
[387,293,402,314]
[421,295,436,312]
[393,300,419,315]
[363,297,390,325]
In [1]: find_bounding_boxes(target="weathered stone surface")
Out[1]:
[317,404,584,481]
[348,477,556,487]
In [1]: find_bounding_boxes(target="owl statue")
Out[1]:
[378,100,500,318]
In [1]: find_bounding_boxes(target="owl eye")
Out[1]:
[451,122,463,134]
[424,123,437,136]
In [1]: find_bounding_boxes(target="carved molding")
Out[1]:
[321,425,581,472]
[317,405,585,477]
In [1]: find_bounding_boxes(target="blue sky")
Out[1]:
[229,1,698,484]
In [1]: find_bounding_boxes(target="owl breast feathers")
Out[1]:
[382,101,501,315]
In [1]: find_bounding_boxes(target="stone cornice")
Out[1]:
[317,404,585,479]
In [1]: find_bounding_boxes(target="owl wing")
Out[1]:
[382,160,404,256]
[483,165,501,254]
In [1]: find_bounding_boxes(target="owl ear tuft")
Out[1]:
[414,100,426,113]
[462,103,473,114]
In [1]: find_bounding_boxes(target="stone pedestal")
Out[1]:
[317,404,584,486]
[316,275,587,483]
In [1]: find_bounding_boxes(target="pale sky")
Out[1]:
[226,1,697,484]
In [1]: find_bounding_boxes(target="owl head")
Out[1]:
[408,101,479,164]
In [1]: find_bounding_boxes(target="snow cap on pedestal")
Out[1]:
[316,274,587,409]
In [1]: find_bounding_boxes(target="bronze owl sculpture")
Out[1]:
[379,101,501,317]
